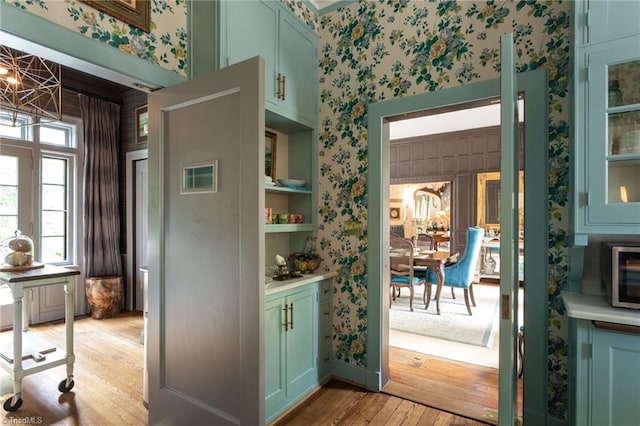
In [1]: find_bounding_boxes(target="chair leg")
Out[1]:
[425,285,431,310]
[409,286,414,312]
[469,283,477,307]
[451,287,455,299]
[463,289,473,315]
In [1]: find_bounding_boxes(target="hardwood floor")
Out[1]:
[385,346,523,424]
[0,311,147,426]
[0,313,513,425]
[273,379,488,426]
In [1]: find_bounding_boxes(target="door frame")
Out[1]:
[366,69,549,423]
[125,149,148,311]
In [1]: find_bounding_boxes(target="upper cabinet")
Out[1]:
[572,1,640,244]
[221,0,318,127]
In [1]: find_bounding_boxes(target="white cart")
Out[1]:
[0,264,79,411]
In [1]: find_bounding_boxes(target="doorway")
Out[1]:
[126,150,149,312]
[366,70,549,423]
[385,100,524,422]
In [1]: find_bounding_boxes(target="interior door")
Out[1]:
[498,32,520,424]
[147,57,264,424]
[134,158,148,311]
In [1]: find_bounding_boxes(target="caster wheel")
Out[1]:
[3,396,23,412]
[58,378,75,393]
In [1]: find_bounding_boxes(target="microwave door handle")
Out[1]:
[593,320,640,335]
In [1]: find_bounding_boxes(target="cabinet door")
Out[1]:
[278,12,318,124]
[585,0,640,45]
[579,36,640,230]
[285,287,317,400]
[265,297,286,420]
[591,328,640,425]
[225,0,278,105]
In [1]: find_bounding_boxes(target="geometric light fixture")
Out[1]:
[0,45,61,127]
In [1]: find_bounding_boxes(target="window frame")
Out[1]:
[0,110,83,267]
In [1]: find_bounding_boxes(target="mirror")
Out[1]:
[477,171,524,231]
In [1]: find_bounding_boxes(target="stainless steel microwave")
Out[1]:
[601,242,640,309]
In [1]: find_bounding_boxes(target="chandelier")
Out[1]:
[0,45,61,127]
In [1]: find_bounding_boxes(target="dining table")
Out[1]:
[390,249,451,315]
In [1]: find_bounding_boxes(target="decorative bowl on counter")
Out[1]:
[289,252,321,273]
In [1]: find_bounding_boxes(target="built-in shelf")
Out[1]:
[266,185,312,195]
[265,224,316,233]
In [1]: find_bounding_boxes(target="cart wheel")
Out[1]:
[58,378,75,393]
[3,396,23,412]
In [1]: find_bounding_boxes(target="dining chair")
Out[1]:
[419,226,485,315]
[390,233,426,312]
[414,233,435,251]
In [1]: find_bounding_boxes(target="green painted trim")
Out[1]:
[327,359,368,387]
[0,2,186,89]
[367,69,549,421]
[188,0,220,77]
[315,1,355,15]
[498,32,518,422]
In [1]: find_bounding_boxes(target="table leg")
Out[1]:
[433,265,444,315]
[12,290,24,399]
[64,277,75,382]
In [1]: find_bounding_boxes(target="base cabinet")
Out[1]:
[265,282,326,423]
[571,319,640,425]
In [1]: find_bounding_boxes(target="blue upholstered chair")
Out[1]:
[389,233,426,312]
[418,226,485,315]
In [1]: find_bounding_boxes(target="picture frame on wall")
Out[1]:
[390,207,401,220]
[135,105,148,145]
[80,0,151,33]
[265,131,277,182]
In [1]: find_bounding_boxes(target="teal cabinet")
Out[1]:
[265,283,319,423]
[222,0,318,127]
[572,1,640,243]
[570,319,640,425]
[573,0,640,45]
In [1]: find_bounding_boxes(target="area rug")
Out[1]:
[389,283,499,347]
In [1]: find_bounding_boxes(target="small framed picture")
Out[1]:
[181,160,218,194]
[265,131,277,181]
[135,104,149,144]
[390,207,401,220]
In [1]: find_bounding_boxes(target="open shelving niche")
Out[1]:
[264,110,318,274]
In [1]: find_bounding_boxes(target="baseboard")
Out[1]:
[327,359,369,388]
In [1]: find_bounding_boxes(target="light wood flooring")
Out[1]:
[0,311,148,425]
[0,312,515,425]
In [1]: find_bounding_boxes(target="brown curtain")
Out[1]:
[78,94,122,277]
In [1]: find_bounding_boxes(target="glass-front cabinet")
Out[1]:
[573,34,640,240]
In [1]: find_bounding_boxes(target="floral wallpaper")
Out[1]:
[5,0,575,420]
[4,0,188,76]
[314,0,571,420]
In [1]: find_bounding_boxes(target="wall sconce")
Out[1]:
[0,45,61,127]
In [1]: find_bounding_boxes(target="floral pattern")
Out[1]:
[316,0,571,420]
[5,0,188,76]
[6,0,575,420]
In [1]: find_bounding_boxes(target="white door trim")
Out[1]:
[126,149,148,311]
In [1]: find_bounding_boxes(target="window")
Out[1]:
[41,156,69,262]
[0,110,82,266]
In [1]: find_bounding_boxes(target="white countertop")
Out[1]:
[265,271,337,296]
[561,291,640,327]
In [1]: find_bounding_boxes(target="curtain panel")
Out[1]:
[78,94,122,277]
